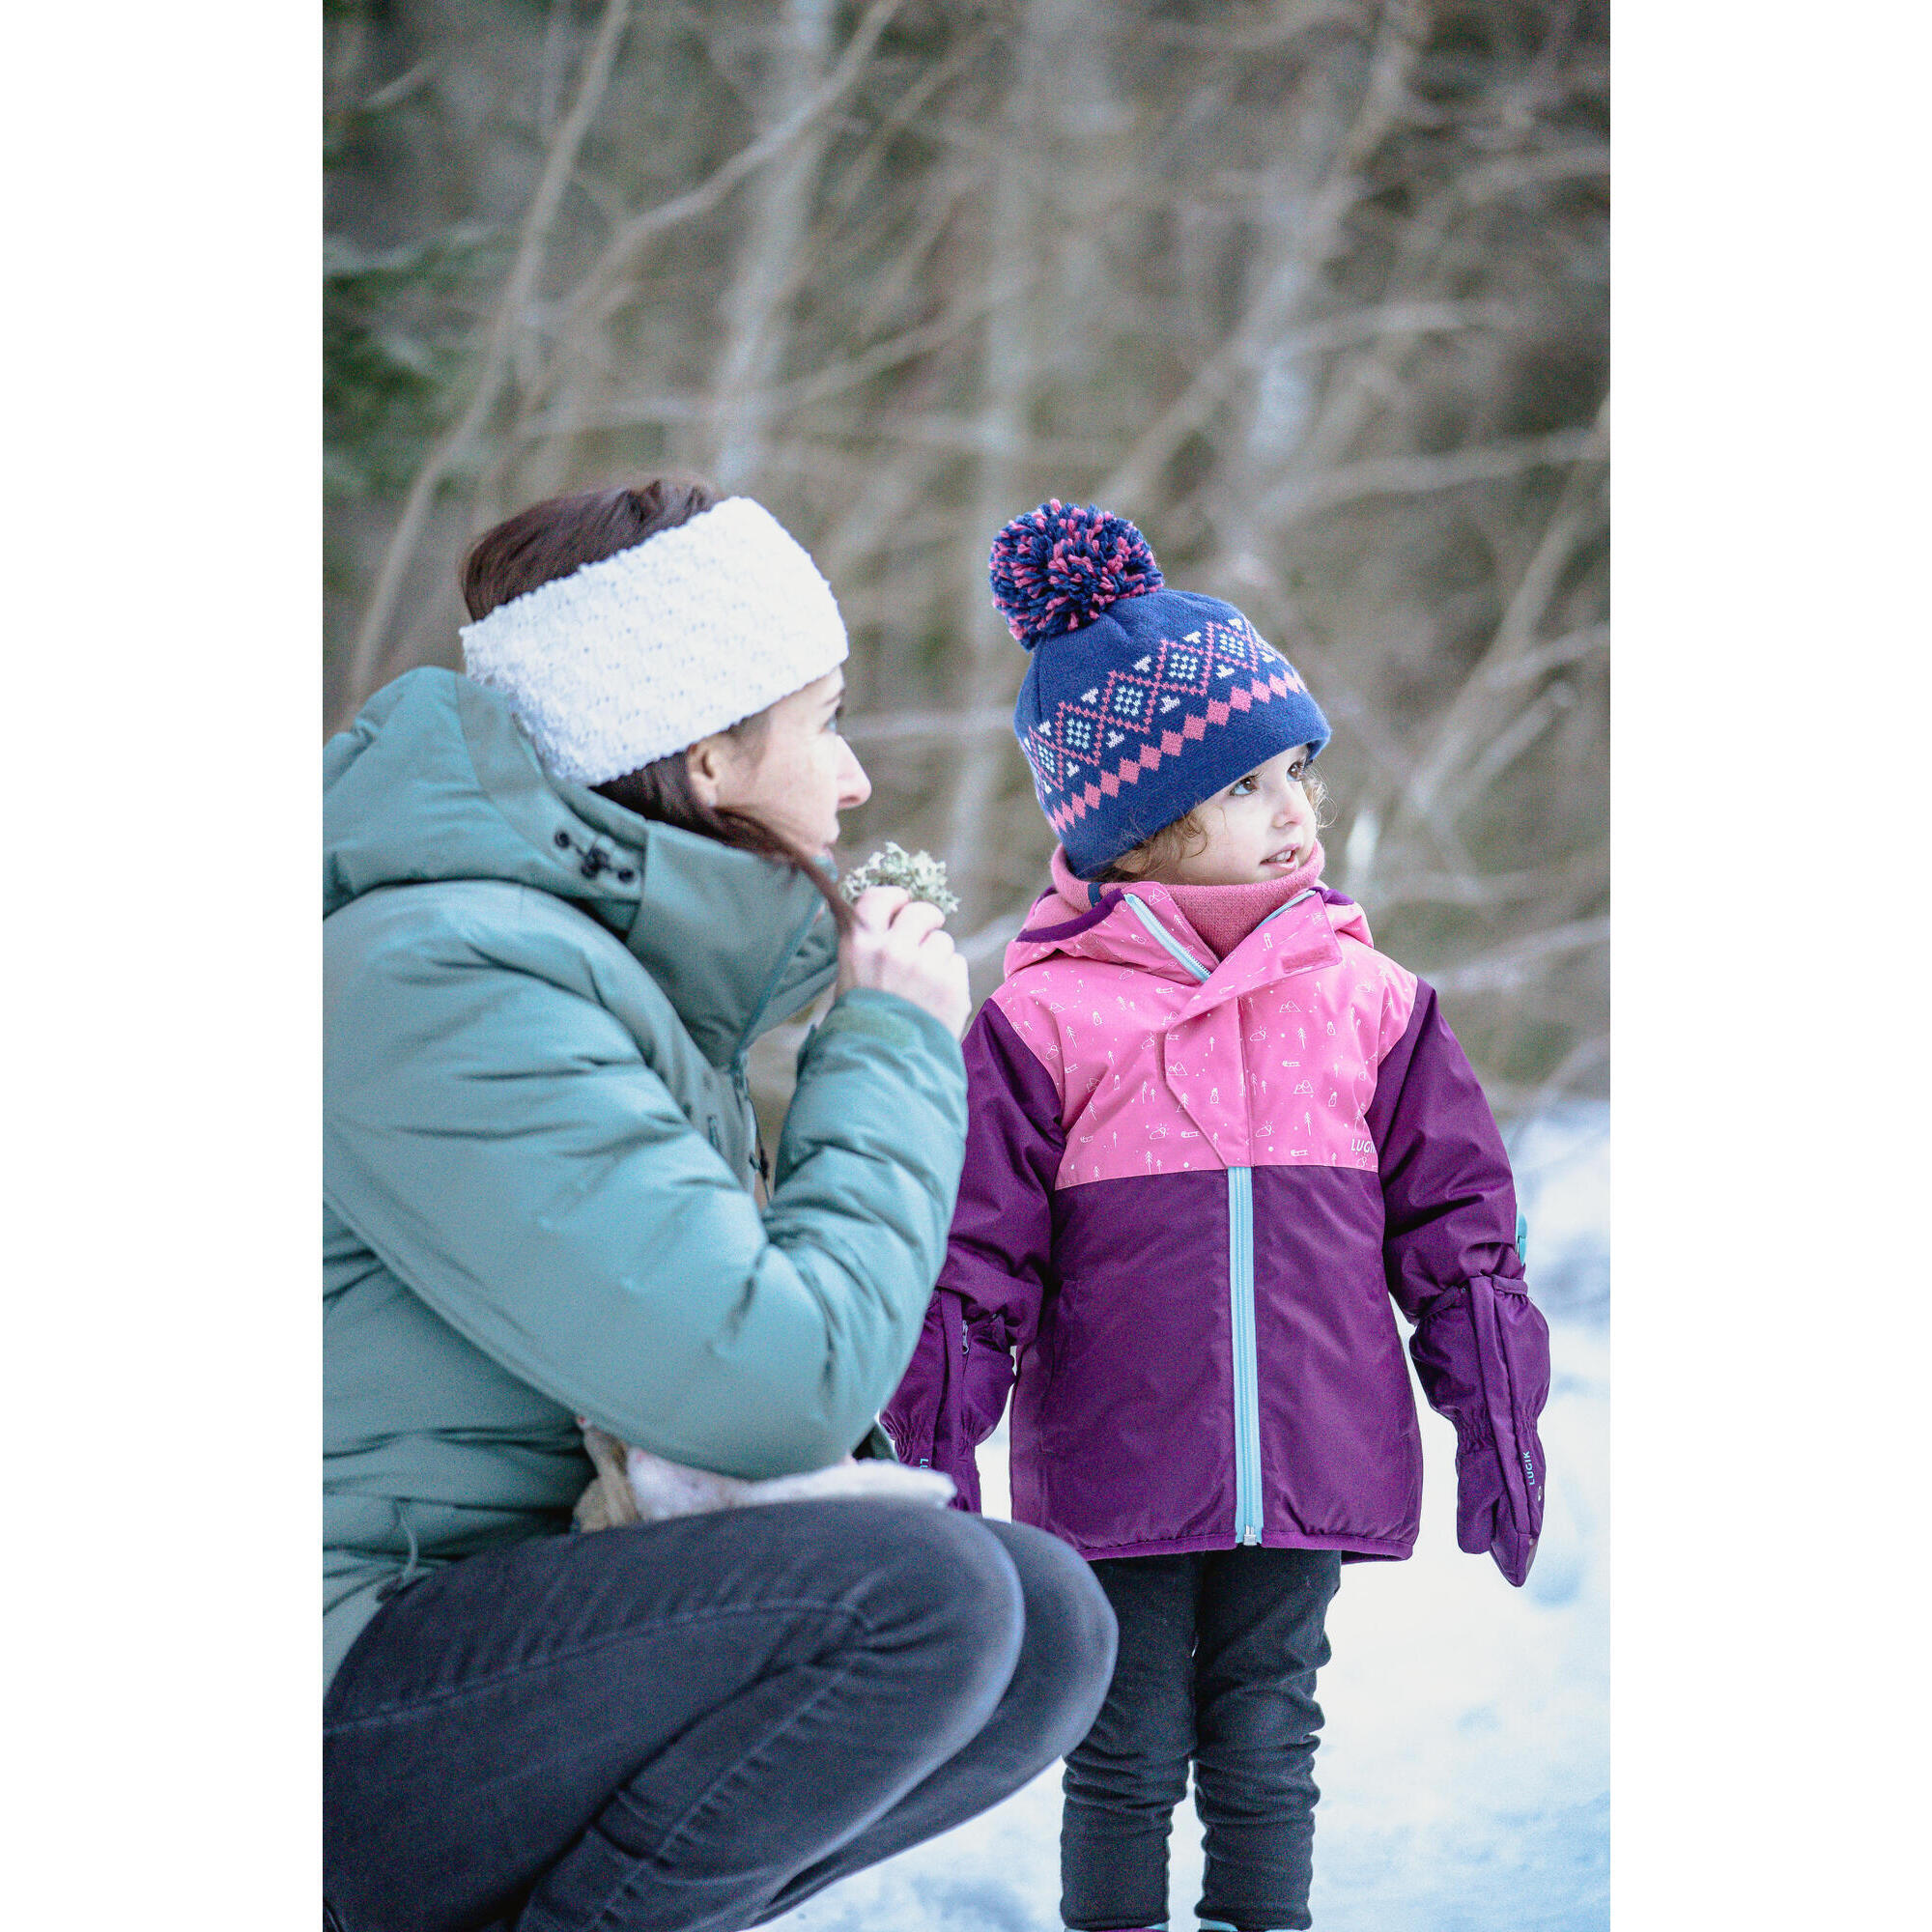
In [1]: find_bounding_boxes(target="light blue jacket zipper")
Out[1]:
[1120,892,1317,1547]
[1226,1162,1262,1544]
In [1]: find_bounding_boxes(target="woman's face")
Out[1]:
[687,670,871,860]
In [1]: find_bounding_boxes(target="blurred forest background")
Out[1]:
[325,0,1608,1125]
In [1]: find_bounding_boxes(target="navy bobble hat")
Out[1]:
[990,500,1330,879]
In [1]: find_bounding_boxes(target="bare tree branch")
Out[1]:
[334,0,634,726]
[1400,401,1609,822]
[1488,621,1608,689]
[1374,852,1606,910]
[337,0,635,724]
[708,0,846,490]
[841,707,1016,745]
[1426,916,1608,995]
[545,0,906,352]
[338,0,914,723]
[1261,424,1605,526]
[1093,0,1432,511]
[1146,2,1370,51]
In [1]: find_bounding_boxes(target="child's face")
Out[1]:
[1144,744,1319,886]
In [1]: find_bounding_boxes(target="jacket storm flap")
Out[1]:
[324,669,968,1686]
[882,874,1548,1577]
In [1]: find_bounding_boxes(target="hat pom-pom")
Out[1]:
[988,499,1164,648]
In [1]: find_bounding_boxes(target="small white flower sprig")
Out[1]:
[838,842,960,916]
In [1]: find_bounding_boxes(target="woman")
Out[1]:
[323,477,1117,1932]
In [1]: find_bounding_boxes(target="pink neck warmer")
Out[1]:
[1049,839,1327,961]
[1158,839,1327,959]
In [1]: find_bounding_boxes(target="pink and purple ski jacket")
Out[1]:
[882,867,1550,1583]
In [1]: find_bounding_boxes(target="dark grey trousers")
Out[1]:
[1061,1547,1343,1932]
[324,1500,1116,1932]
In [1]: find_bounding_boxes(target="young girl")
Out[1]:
[883,500,1549,1932]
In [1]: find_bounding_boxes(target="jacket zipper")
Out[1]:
[726,1056,765,1188]
[724,895,831,1193]
[1121,892,1266,1547]
[1228,1164,1264,1545]
[1230,888,1314,1544]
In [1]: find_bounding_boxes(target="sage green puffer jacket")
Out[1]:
[324,669,967,1688]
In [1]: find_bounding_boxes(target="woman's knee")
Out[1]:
[830,1503,1030,1723]
[975,1520,1119,1752]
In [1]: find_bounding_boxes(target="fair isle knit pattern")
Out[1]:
[990,501,1330,879]
[460,497,848,786]
[1020,607,1316,840]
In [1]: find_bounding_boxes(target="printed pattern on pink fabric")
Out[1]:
[1017,615,1312,837]
[991,888,1417,1188]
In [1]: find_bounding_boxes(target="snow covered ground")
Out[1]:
[768,1105,1608,1932]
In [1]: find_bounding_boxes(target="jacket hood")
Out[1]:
[324,668,838,1063]
[1003,842,1375,1010]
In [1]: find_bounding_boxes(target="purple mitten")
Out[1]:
[1413,1274,1551,1587]
[1454,1414,1545,1586]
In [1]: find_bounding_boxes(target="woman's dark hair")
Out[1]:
[461,476,853,932]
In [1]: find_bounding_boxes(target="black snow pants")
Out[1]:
[1061,1546,1343,1932]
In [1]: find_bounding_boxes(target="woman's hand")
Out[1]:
[837,887,972,1038]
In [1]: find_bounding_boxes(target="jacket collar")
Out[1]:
[328,669,838,1068]
[482,704,838,1068]
[1008,843,1367,1017]
[612,810,837,1067]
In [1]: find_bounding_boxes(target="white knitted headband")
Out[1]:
[460,496,849,787]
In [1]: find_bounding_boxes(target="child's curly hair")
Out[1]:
[1095,769,1331,884]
